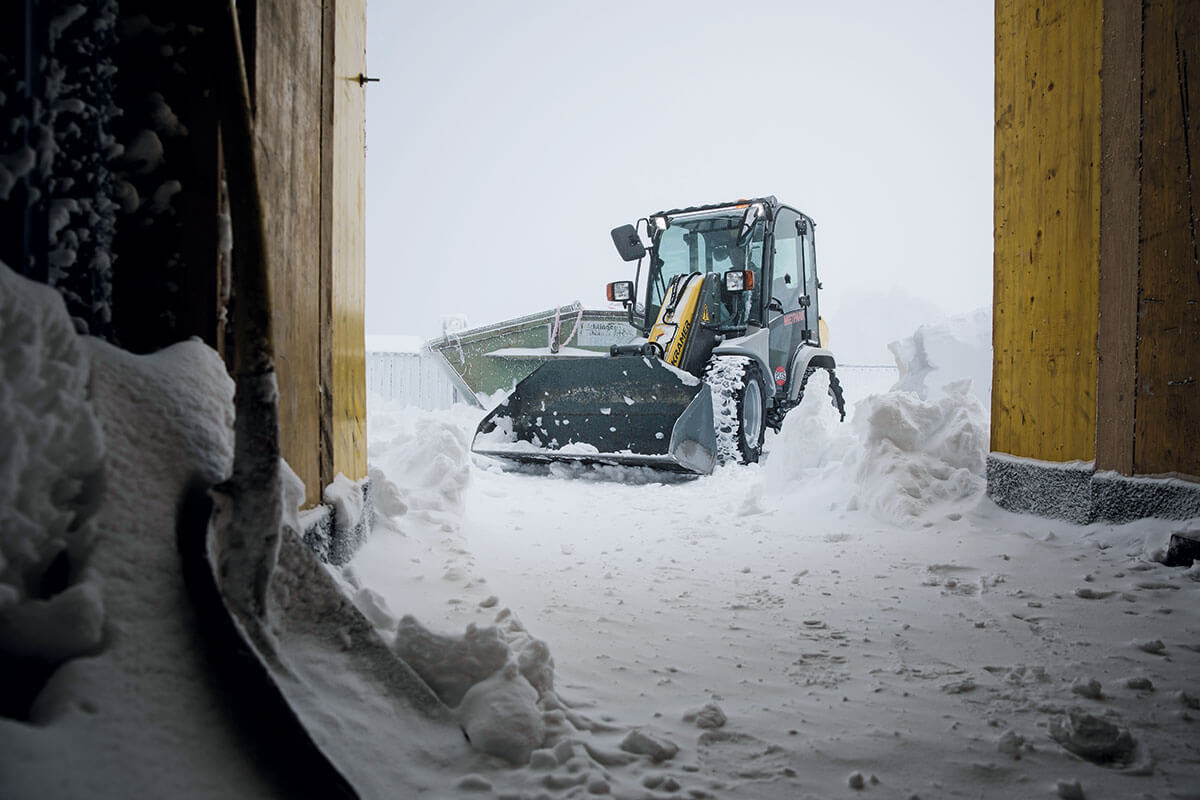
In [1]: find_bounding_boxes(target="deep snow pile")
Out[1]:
[757,369,989,526]
[0,264,106,678]
[0,263,287,797]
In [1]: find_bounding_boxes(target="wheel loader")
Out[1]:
[471,196,845,474]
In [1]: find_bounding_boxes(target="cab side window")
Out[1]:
[800,222,818,322]
[771,209,802,311]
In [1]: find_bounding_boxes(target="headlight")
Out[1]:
[607,281,634,303]
[724,270,754,292]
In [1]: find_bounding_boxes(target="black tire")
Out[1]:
[703,356,767,465]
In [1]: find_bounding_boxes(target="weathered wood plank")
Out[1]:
[255,0,324,506]
[993,0,1103,462]
[1095,0,1143,474]
[1135,0,1200,477]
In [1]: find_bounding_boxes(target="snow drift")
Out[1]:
[760,368,989,526]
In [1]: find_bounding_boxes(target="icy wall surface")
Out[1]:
[0,2,120,336]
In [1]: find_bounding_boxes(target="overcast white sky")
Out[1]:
[365,1,993,361]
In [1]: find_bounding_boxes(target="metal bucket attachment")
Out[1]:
[472,356,717,475]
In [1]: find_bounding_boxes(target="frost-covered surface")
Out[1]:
[351,359,1200,798]
[0,264,105,664]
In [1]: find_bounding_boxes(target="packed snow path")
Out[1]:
[351,369,1200,800]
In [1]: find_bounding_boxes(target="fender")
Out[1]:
[712,328,776,397]
[787,344,837,402]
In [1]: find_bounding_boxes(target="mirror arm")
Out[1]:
[627,255,644,329]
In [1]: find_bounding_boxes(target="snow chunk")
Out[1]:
[393,617,511,707]
[619,728,679,762]
[1049,710,1137,766]
[889,307,992,413]
[852,380,988,524]
[683,702,727,729]
[456,664,545,765]
[368,410,472,517]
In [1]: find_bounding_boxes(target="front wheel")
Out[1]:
[703,356,767,465]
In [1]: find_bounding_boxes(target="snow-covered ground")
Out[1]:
[4,261,1198,800]
[348,360,1200,799]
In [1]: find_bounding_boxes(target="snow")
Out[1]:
[0,265,105,661]
[4,256,1199,798]
[349,363,1200,797]
[366,333,425,353]
[486,346,605,358]
[0,264,283,795]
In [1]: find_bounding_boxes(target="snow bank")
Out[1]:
[761,345,989,526]
[0,264,105,664]
[366,397,475,520]
[0,264,292,796]
[889,306,992,413]
[852,379,989,522]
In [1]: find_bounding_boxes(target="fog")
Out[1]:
[365,1,993,363]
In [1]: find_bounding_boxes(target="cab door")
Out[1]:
[767,208,810,392]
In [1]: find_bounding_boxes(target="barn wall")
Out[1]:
[990,0,1200,522]
[992,0,1103,463]
[254,0,368,506]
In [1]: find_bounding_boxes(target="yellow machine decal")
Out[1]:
[818,316,829,348]
[648,273,704,367]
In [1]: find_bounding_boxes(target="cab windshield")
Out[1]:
[646,211,764,329]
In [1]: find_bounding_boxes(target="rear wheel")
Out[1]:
[703,356,767,465]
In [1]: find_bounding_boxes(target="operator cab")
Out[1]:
[608,199,777,336]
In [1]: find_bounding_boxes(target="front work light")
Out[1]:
[724,270,755,292]
[607,280,635,303]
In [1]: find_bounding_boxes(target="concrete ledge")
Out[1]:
[300,478,375,566]
[987,453,1200,524]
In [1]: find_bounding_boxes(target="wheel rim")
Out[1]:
[742,378,763,449]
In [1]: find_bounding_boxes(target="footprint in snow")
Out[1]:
[1074,587,1116,600]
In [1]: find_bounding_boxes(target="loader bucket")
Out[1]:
[472,356,718,475]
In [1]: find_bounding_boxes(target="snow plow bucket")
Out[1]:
[472,356,718,474]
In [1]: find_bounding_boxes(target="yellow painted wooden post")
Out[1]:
[992,0,1102,463]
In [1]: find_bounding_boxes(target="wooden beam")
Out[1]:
[326,0,368,485]
[1135,0,1200,477]
[993,0,1103,462]
[1095,0,1143,474]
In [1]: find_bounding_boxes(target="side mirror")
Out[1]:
[607,280,635,305]
[610,224,645,262]
[736,203,763,246]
